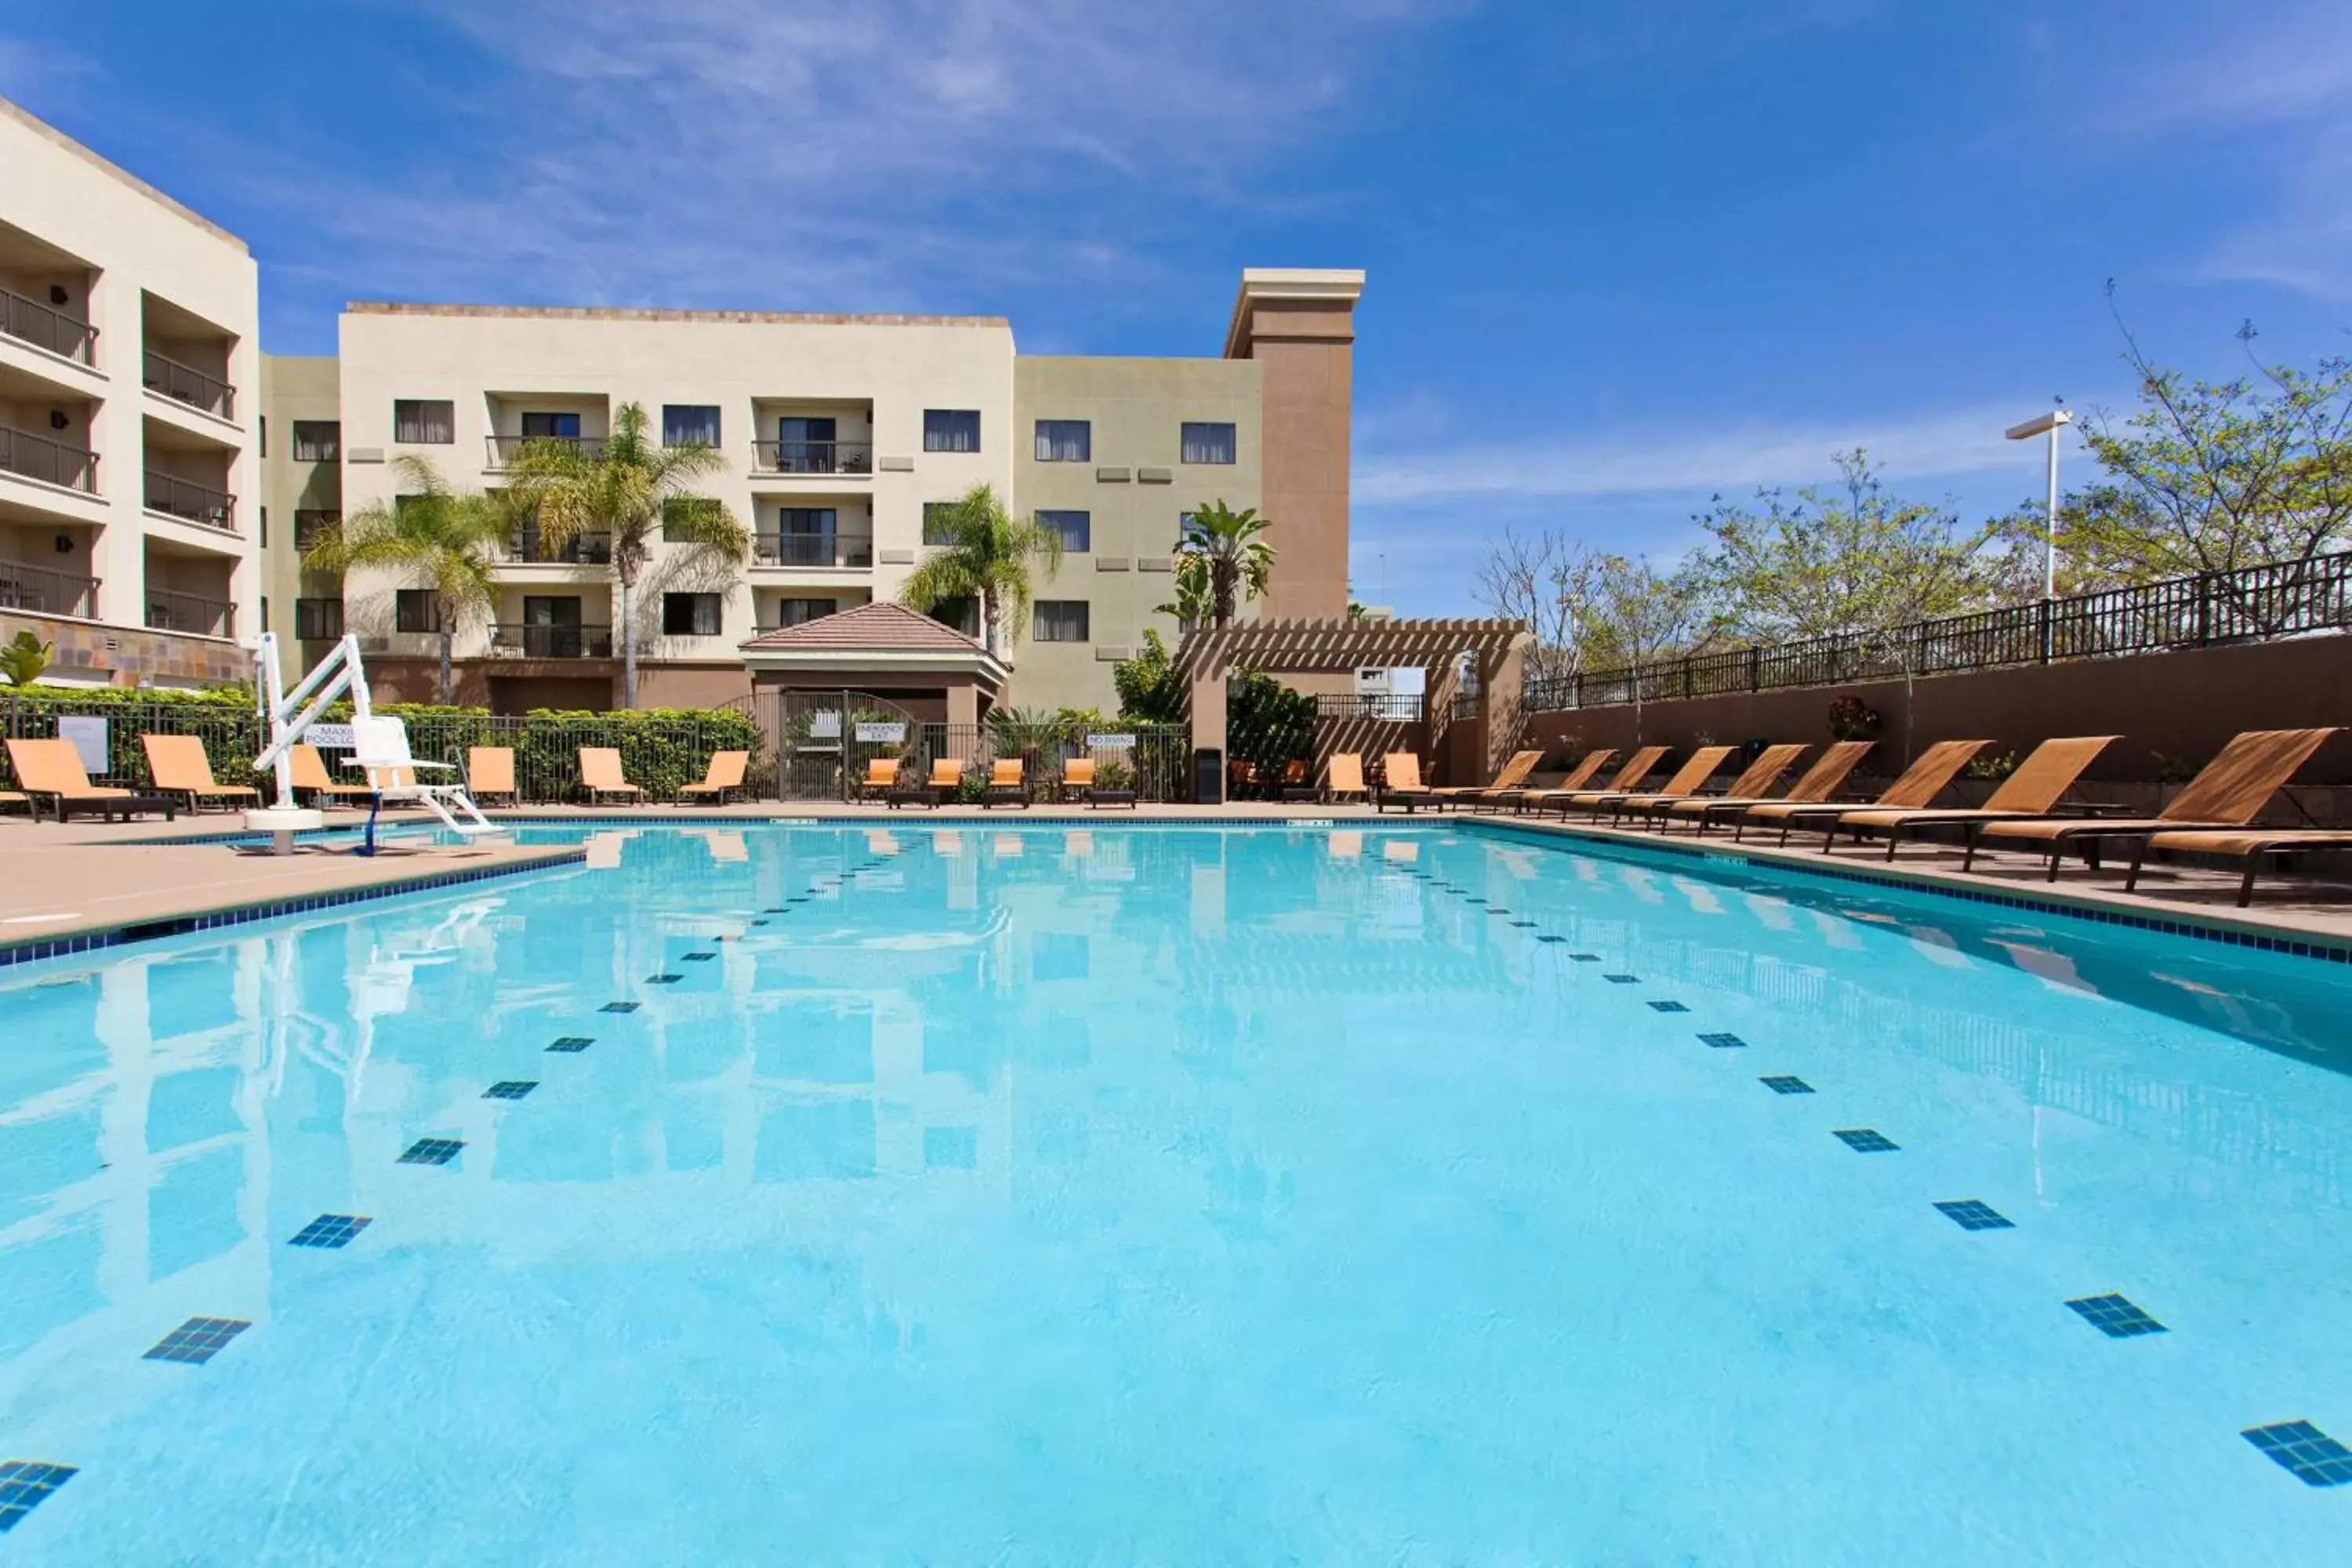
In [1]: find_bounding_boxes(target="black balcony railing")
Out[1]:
[1525,550,2352,712]
[3,288,98,365]
[143,470,237,530]
[487,434,606,466]
[0,561,100,619]
[1314,693,1425,722]
[144,589,234,638]
[490,622,614,659]
[506,523,612,564]
[753,440,873,476]
[754,533,873,568]
[142,350,235,419]
[0,425,99,492]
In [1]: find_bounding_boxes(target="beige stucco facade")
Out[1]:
[0,95,261,688]
[256,354,341,680]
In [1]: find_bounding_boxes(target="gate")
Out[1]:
[756,688,924,800]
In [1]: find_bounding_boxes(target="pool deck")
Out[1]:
[5,800,2350,955]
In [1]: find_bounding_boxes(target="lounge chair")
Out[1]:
[1965,728,2341,889]
[1741,739,1990,845]
[291,743,376,808]
[1065,757,1136,808]
[579,746,643,806]
[1561,745,1736,822]
[860,757,903,802]
[1375,752,1433,814]
[1826,735,2119,858]
[892,757,964,808]
[5,737,176,822]
[1324,752,1370,804]
[2130,828,2352,907]
[1477,747,1612,811]
[679,750,749,804]
[1621,743,1807,829]
[1664,741,1875,835]
[466,746,518,804]
[1279,758,1317,801]
[1518,746,1666,815]
[347,717,502,838]
[143,733,261,813]
[1427,749,1545,811]
[982,758,1029,808]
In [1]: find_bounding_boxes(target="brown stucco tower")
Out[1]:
[1221,269,1365,621]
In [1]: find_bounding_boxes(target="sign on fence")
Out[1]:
[1087,733,1137,750]
[56,715,106,774]
[304,723,356,749]
[854,722,906,743]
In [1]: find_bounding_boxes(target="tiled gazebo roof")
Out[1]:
[739,601,989,654]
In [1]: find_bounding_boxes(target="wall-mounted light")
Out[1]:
[54,535,74,554]
[49,409,69,430]
[48,285,68,306]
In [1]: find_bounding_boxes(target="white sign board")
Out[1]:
[304,723,356,749]
[1087,733,1137,750]
[56,715,107,775]
[855,722,906,744]
[810,712,841,739]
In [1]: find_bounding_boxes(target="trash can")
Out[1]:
[1194,747,1225,805]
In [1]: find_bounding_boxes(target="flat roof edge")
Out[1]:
[0,94,249,254]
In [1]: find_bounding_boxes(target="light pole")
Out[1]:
[2005,408,2073,602]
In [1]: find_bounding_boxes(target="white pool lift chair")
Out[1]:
[345,715,503,842]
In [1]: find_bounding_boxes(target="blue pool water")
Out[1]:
[2,822,2349,1563]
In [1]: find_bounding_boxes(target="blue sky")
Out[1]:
[5,2,2347,613]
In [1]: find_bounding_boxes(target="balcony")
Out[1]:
[506,522,612,564]
[487,434,606,468]
[0,561,99,619]
[144,470,238,531]
[0,425,99,493]
[143,350,235,421]
[2,286,98,365]
[145,587,234,638]
[753,440,872,476]
[754,533,873,569]
[489,622,614,659]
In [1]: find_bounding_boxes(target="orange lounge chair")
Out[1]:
[679,750,749,804]
[983,757,1029,808]
[1478,747,1612,810]
[1828,735,2119,858]
[2130,828,2352,907]
[861,757,903,801]
[143,733,260,812]
[1665,741,1875,835]
[1324,752,1370,804]
[1563,745,1737,822]
[1621,743,1808,829]
[579,746,642,806]
[290,743,375,808]
[1375,753,1432,813]
[466,746,518,804]
[893,756,964,808]
[1428,749,1545,811]
[1967,728,2341,887]
[5,737,175,822]
[1742,739,1990,845]
[1519,746,1666,814]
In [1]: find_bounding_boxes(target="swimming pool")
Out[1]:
[2,822,2347,1563]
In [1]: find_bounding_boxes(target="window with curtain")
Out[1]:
[922,503,959,545]
[1036,510,1091,552]
[394,590,438,633]
[295,597,344,641]
[930,597,979,636]
[660,496,725,539]
[662,593,723,636]
[663,405,721,448]
[771,597,837,628]
[923,409,981,453]
[394,400,455,445]
[1033,419,1091,463]
[1033,600,1090,642]
[520,411,581,440]
[292,421,339,462]
[1180,422,1236,464]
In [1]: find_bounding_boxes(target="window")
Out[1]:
[259,506,267,550]
[779,506,837,535]
[662,592,723,637]
[1033,600,1089,642]
[259,417,267,459]
[292,421,340,462]
[394,400,455,444]
[1033,419,1090,463]
[260,596,270,633]
[922,502,959,545]
[929,597,980,637]
[1181,421,1236,464]
[770,597,837,628]
[394,590,438,633]
[660,495,724,539]
[1036,510,1090,552]
[294,509,339,550]
[520,411,580,440]
[295,597,344,641]
[923,408,981,453]
[662,405,721,448]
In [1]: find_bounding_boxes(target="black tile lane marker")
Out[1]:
[1832,1128,1900,1153]
[397,1138,465,1167]
[483,1080,538,1100]
[143,1317,250,1365]
[681,952,717,962]
[287,1214,370,1248]
[546,1036,593,1053]
[645,974,682,985]
[1933,1200,2014,1232]
[1647,1000,1690,1013]
[1759,1076,1813,1094]
[2064,1294,2168,1338]
[0,1461,77,1532]
[1603,974,1639,985]
[599,1002,638,1014]
[1570,954,1601,963]
[2241,1422,2352,1487]
[1697,1033,1748,1049]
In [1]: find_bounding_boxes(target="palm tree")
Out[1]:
[301,454,504,703]
[898,483,1065,655]
[1174,500,1276,627]
[503,401,750,707]
[1154,553,1212,633]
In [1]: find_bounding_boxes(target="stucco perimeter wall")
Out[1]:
[1522,635,2352,786]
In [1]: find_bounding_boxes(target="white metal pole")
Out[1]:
[2043,424,2060,602]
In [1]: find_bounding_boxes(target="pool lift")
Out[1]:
[241,630,505,855]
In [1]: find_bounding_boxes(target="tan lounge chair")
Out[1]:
[982,757,1029,808]
[1828,735,2119,858]
[579,746,642,806]
[1375,752,1433,813]
[143,733,261,812]
[1666,741,1875,835]
[1743,739,1990,845]
[679,750,749,804]
[1967,728,2341,887]
[1564,745,1736,822]
[1622,743,1807,829]
[893,757,964,808]
[466,746,518,804]
[2130,827,2352,907]
[1519,746,1667,814]
[860,757,903,801]
[1064,757,1136,808]
[291,743,375,808]
[6,737,176,822]
[1323,753,1369,804]
[1478,747,1613,811]
[1427,750,1544,811]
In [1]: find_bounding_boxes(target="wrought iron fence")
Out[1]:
[746,688,1189,801]
[1525,550,2352,712]
[1314,693,1425,722]
[142,350,235,419]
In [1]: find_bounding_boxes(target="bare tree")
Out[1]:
[1474,528,1601,691]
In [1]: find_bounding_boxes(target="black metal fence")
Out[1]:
[747,689,1190,802]
[1526,551,2352,712]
